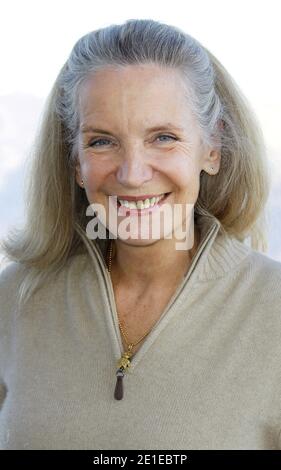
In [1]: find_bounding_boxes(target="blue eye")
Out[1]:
[88,133,178,148]
[156,134,177,142]
[89,138,112,147]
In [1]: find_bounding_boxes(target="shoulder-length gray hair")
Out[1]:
[1,18,270,307]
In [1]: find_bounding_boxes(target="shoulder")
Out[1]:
[225,237,281,292]
[203,231,281,305]
[0,252,90,288]
[206,230,281,283]
[219,243,281,312]
[0,261,27,327]
[246,248,281,282]
[0,261,26,297]
[0,253,92,312]
[0,261,27,377]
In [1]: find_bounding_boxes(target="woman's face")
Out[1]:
[75,64,220,244]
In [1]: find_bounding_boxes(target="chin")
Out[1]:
[116,236,163,247]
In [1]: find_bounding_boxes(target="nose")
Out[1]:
[116,147,153,188]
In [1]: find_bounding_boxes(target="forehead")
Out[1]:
[78,64,195,129]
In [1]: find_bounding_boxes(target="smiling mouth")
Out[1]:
[115,192,172,214]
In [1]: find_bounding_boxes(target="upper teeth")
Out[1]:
[118,194,165,209]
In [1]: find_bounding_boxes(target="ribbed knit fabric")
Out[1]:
[0,213,281,450]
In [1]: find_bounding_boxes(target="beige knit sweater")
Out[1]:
[0,213,281,450]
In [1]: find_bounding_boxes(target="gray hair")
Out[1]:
[57,19,224,164]
[1,18,270,308]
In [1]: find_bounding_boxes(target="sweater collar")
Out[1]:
[75,212,251,283]
[192,213,251,281]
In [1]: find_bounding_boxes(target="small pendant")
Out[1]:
[114,345,134,400]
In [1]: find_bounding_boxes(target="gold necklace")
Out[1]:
[106,239,154,401]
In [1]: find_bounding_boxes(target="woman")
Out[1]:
[0,19,281,450]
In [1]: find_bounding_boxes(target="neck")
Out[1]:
[108,225,200,291]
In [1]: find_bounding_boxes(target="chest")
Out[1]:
[113,285,179,354]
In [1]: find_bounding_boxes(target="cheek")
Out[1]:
[80,159,109,190]
[162,155,200,190]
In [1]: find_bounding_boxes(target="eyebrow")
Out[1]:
[80,123,185,134]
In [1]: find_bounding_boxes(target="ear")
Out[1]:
[75,162,84,188]
[201,120,224,175]
[202,148,221,175]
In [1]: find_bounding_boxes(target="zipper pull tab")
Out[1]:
[114,368,125,400]
[114,345,134,400]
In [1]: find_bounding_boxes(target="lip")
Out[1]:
[116,192,172,216]
[115,193,169,202]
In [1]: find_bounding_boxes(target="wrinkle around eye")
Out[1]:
[83,133,181,149]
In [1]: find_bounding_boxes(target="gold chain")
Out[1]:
[106,239,153,351]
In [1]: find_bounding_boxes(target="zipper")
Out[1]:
[74,226,130,399]
[75,224,125,358]
[75,220,220,400]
